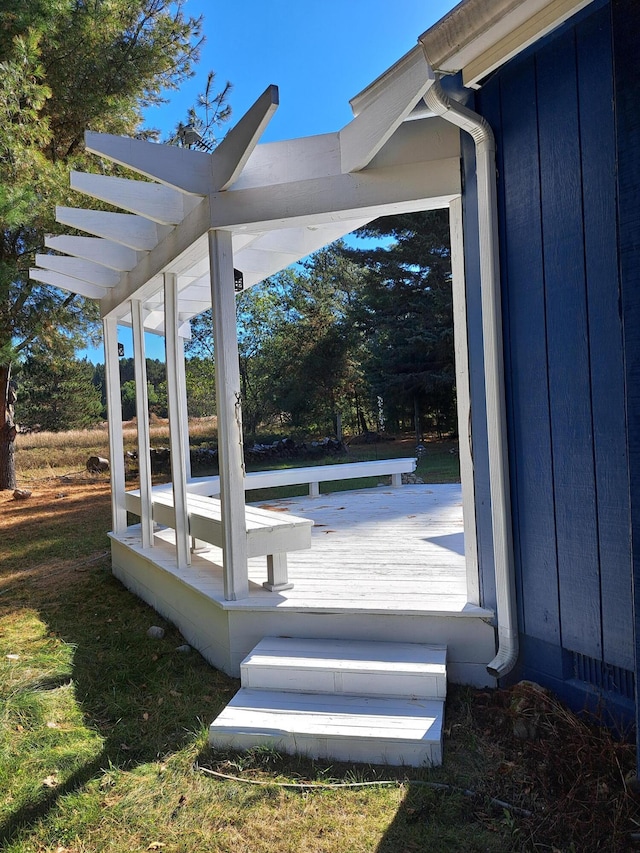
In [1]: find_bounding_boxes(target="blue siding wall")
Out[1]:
[612,0,640,743]
[470,2,633,706]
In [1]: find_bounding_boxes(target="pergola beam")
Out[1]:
[45,235,140,271]
[56,206,171,252]
[214,84,279,191]
[29,267,108,300]
[85,131,213,196]
[340,46,436,173]
[35,253,120,288]
[209,158,460,231]
[70,171,202,225]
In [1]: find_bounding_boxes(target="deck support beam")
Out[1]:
[208,229,249,601]
[131,299,154,548]
[164,272,191,569]
[103,317,127,534]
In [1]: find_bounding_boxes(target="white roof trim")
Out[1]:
[419,0,595,88]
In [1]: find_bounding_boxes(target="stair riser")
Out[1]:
[209,730,442,768]
[241,666,446,699]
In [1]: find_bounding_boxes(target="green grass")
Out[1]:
[0,559,511,852]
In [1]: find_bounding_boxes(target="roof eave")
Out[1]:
[419,0,596,88]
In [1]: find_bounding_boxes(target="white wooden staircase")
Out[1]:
[208,637,447,767]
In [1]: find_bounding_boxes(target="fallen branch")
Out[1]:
[195,763,533,817]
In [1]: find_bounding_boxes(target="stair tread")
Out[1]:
[210,688,443,742]
[243,637,447,672]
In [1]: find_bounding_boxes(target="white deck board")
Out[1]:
[115,484,487,615]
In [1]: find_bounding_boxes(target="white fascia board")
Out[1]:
[56,206,172,252]
[45,235,140,271]
[419,0,594,87]
[29,267,108,300]
[35,253,121,288]
[85,131,213,195]
[340,46,436,173]
[70,171,201,224]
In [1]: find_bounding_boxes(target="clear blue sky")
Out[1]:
[81,0,457,363]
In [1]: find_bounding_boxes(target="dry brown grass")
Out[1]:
[14,416,218,482]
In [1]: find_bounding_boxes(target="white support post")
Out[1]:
[164,272,191,569]
[177,330,192,482]
[103,317,127,534]
[208,229,249,601]
[449,196,480,605]
[131,300,154,548]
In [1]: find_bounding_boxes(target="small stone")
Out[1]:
[147,626,165,639]
[175,644,191,654]
[13,488,32,500]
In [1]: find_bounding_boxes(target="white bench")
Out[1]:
[124,489,312,592]
[179,457,418,499]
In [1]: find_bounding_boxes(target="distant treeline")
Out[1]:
[14,212,457,439]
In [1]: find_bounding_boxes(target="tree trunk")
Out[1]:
[0,362,17,490]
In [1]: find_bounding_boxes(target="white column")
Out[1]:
[177,329,192,481]
[103,317,127,534]
[449,196,480,605]
[208,229,248,601]
[131,299,154,548]
[164,272,191,569]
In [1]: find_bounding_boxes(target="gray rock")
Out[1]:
[175,644,192,654]
[147,626,165,639]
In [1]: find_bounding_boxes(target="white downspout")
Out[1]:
[423,77,518,678]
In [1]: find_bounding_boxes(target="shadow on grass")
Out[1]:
[0,553,239,847]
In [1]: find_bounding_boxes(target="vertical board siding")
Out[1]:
[475,2,632,679]
[536,29,602,659]
[497,58,561,645]
[612,0,640,740]
[578,7,633,670]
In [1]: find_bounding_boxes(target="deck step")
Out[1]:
[241,637,447,699]
[209,688,444,767]
[210,638,448,766]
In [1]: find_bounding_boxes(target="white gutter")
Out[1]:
[422,77,519,678]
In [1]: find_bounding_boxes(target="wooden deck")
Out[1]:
[110,483,496,685]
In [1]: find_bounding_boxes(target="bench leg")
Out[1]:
[391,472,403,488]
[264,553,294,592]
[309,481,320,497]
[191,537,211,554]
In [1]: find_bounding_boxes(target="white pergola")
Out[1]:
[30,47,467,602]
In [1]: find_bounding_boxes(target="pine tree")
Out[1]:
[0,0,203,487]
